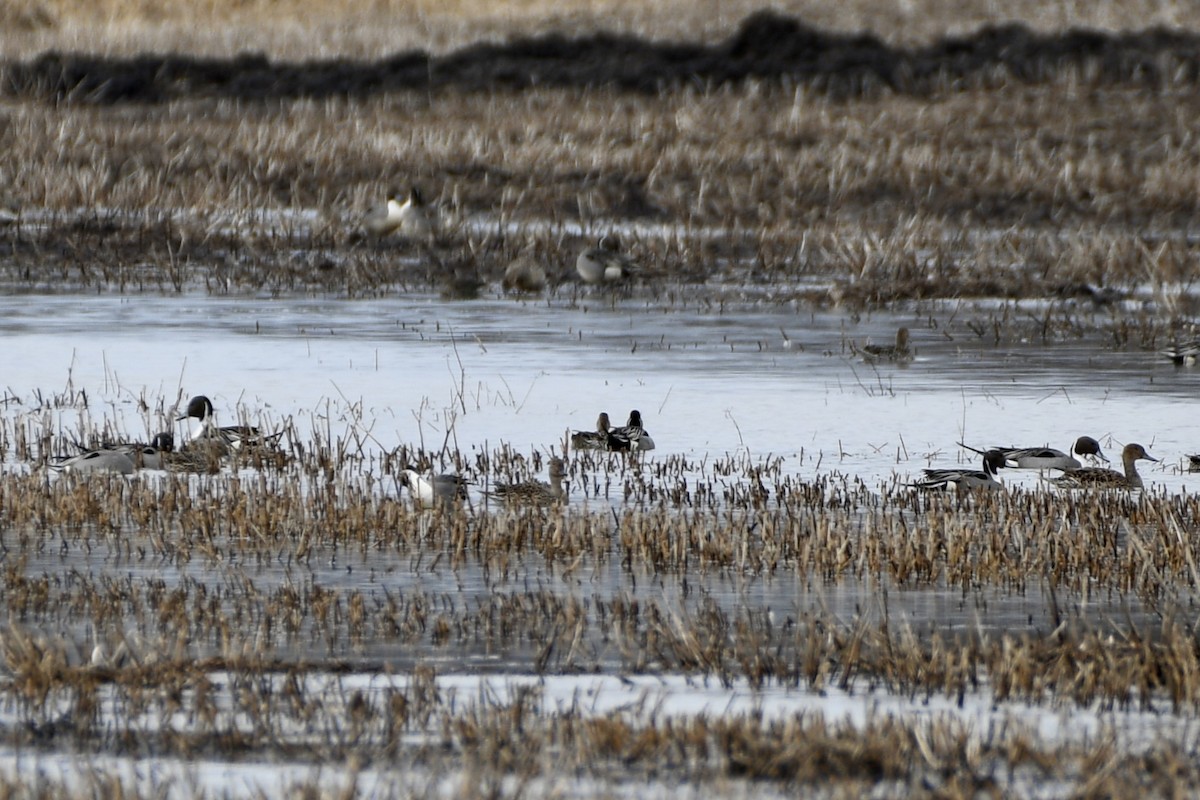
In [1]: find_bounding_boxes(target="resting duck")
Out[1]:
[911,450,1007,490]
[1052,443,1157,489]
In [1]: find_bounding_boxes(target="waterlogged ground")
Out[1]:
[3,285,1200,797]
[2,288,1196,487]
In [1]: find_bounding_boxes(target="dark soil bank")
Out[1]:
[4,11,1200,103]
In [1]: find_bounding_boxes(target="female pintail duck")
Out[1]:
[1162,339,1200,366]
[571,413,613,450]
[363,186,433,240]
[860,327,912,362]
[1052,443,1157,489]
[177,395,282,451]
[607,409,656,452]
[911,450,1006,491]
[488,457,566,505]
[397,468,469,506]
[576,235,635,285]
[958,435,1106,471]
[503,256,548,293]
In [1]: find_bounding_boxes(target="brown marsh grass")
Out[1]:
[5,0,1200,60]
[4,6,1200,794]
[3,81,1200,328]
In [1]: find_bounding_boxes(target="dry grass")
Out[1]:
[2,7,1200,792]
[2,82,1200,324]
[4,0,1200,60]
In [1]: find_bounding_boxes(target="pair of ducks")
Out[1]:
[916,435,1157,491]
[396,457,566,507]
[571,410,656,453]
[53,395,282,475]
[506,235,638,293]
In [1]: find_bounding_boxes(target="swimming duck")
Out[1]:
[363,186,433,240]
[488,457,566,505]
[576,236,635,284]
[607,409,656,452]
[1052,443,1157,489]
[911,450,1007,490]
[397,468,469,506]
[860,327,912,362]
[571,413,613,450]
[177,395,283,451]
[1162,340,1200,366]
[958,435,1106,471]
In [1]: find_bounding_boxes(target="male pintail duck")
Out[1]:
[177,395,283,451]
[397,468,469,506]
[860,327,912,362]
[503,256,548,293]
[911,450,1006,490]
[571,413,613,450]
[607,409,656,452]
[363,186,433,240]
[1187,454,1200,473]
[52,448,136,475]
[576,235,635,284]
[1052,443,1157,489]
[1162,340,1200,366]
[958,435,1106,471]
[488,457,566,505]
[109,432,175,470]
[55,431,175,474]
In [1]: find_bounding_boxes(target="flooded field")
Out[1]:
[7,3,1200,796]
[2,279,1200,796]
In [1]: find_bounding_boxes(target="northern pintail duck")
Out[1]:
[911,450,1006,490]
[1052,443,1157,489]
[571,413,613,450]
[397,468,469,506]
[1187,454,1200,473]
[607,409,656,452]
[104,432,175,470]
[54,431,176,474]
[576,235,635,285]
[488,457,566,505]
[363,186,433,240]
[52,448,137,475]
[503,256,548,293]
[1162,339,1200,366]
[0,194,18,225]
[860,327,912,362]
[177,395,283,451]
[958,435,1106,471]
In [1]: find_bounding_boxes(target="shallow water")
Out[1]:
[2,289,1195,490]
[2,287,1197,796]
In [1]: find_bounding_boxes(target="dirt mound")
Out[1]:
[3,11,1199,103]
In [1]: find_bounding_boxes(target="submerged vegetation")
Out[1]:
[4,0,1200,796]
